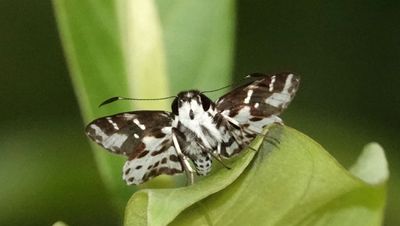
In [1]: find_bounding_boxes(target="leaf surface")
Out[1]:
[125,126,388,226]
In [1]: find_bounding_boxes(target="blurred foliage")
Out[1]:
[52,0,234,218]
[53,0,135,214]
[0,0,398,225]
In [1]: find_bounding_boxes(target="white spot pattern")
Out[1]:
[103,133,128,151]
[244,89,253,104]
[107,117,119,130]
[269,75,276,92]
[265,74,294,108]
[90,124,107,140]
[133,118,146,130]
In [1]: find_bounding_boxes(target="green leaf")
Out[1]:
[125,126,388,226]
[349,143,388,185]
[124,132,264,226]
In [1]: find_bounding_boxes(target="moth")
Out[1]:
[85,72,300,185]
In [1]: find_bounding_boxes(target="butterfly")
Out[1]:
[85,72,300,185]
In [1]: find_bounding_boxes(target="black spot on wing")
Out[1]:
[127,142,146,160]
[138,150,149,158]
[249,117,263,122]
[151,141,172,156]
[153,129,167,138]
[212,113,225,129]
[169,155,179,162]
[135,165,142,170]
[141,166,183,184]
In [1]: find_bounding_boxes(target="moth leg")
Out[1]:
[223,116,248,149]
[222,114,261,155]
[225,116,275,151]
[264,136,280,148]
[253,133,280,148]
[213,144,231,170]
[225,115,247,140]
[228,128,248,152]
[243,125,280,148]
[172,132,195,185]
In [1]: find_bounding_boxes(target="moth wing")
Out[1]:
[122,140,183,185]
[85,111,184,185]
[216,72,299,129]
[216,72,300,157]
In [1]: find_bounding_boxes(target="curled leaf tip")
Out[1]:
[350,142,389,185]
[52,221,69,226]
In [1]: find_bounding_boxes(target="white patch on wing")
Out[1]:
[283,74,294,93]
[221,109,230,116]
[265,74,294,108]
[247,115,282,134]
[161,126,172,134]
[226,142,239,156]
[234,106,252,124]
[107,117,119,130]
[269,75,276,92]
[90,124,108,140]
[123,113,135,120]
[142,136,166,151]
[244,89,253,104]
[133,118,146,130]
[265,93,290,108]
[103,133,128,151]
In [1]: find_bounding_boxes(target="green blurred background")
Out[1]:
[0,1,398,225]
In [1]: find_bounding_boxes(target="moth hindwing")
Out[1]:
[85,72,300,185]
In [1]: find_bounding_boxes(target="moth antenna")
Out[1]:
[245,72,266,78]
[98,96,177,107]
[202,74,260,94]
[201,84,234,94]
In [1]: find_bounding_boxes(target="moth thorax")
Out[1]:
[179,98,204,120]
[171,90,213,120]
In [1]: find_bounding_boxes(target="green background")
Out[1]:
[0,1,398,225]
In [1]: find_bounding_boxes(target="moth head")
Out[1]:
[171,90,213,119]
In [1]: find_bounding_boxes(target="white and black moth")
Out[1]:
[85,72,300,185]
